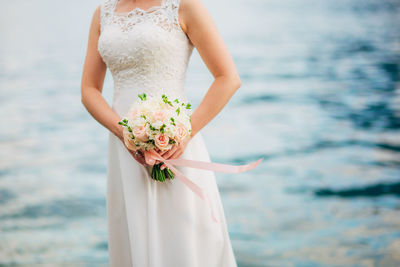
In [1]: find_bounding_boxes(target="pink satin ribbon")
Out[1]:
[144,149,263,223]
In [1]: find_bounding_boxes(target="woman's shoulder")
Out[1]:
[179,0,202,10]
[179,0,210,19]
[91,4,101,22]
[178,0,212,32]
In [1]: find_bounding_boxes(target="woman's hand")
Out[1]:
[157,136,192,170]
[118,134,148,166]
[129,150,147,166]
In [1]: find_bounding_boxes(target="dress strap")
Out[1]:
[164,0,182,32]
[167,0,180,15]
[99,0,116,33]
[101,0,116,13]
[99,0,183,34]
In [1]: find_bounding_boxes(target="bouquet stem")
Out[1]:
[150,163,175,182]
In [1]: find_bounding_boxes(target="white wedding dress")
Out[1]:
[97,0,238,266]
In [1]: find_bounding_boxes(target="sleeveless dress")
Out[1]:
[97,0,238,266]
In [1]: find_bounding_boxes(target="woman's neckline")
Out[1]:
[112,0,167,16]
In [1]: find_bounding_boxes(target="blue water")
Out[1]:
[1,0,399,266]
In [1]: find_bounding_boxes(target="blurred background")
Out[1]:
[1,0,400,266]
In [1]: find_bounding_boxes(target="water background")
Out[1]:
[1,0,400,266]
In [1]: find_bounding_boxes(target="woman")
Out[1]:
[81,0,241,266]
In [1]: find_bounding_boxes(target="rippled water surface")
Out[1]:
[1,0,400,266]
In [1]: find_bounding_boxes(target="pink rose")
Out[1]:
[132,125,148,142]
[175,124,188,143]
[154,133,172,151]
[152,110,167,123]
[123,129,138,151]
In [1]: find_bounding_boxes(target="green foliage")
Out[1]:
[138,93,147,101]
[150,163,175,182]
[118,118,129,127]
[161,94,173,106]
[170,117,176,126]
[147,139,155,145]
[160,124,166,134]
[149,124,156,131]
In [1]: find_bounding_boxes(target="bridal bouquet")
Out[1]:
[118,93,192,182]
[119,93,263,223]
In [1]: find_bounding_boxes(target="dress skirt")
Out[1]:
[106,131,238,267]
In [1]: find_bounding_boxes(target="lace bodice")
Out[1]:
[98,0,194,116]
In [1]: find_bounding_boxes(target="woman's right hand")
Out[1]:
[129,149,147,166]
[118,134,148,166]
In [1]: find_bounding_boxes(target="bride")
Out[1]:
[80,0,241,266]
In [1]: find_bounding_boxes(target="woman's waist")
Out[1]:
[113,75,185,92]
[112,84,188,102]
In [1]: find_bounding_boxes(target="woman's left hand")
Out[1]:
[158,136,192,170]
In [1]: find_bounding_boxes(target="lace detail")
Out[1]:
[100,0,183,33]
[98,0,194,116]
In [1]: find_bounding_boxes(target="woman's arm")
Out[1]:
[181,0,241,138]
[161,0,241,163]
[81,6,123,141]
[80,5,146,165]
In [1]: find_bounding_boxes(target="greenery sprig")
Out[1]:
[138,93,147,101]
[162,94,173,106]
